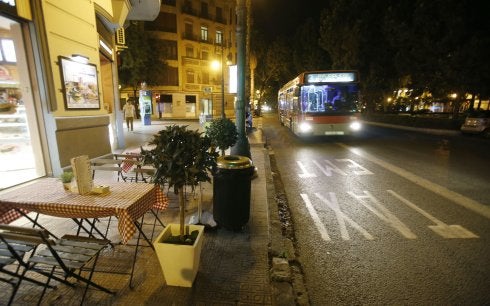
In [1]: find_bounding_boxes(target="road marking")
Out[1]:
[300,193,331,241]
[297,161,317,178]
[313,160,347,176]
[387,190,479,238]
[348,191,417,239]
[336,159,374,175]
[314,192,374,240]
[338,143,490,220]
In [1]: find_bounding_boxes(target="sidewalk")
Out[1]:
[2,118,275,305]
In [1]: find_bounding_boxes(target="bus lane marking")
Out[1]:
[387,190,478,239]
[348,191,418,239]
[314,192,374,240]
[337,143,490,220]
[313,160,347,176]
[297,161,317,178]
[336,159,374,175]
[300,193,331,241]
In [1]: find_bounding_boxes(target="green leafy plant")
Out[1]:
[205,117,238,156]
[141,125,218,242]
[60,171,74,183]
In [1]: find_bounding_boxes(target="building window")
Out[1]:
[161,40,178,60]
[146,12,177,33]
[216,30,223,45]
[202,71,209,84]
[186,95,196,103]
[184,22,193,40]
[201,2,208,18]
[216,7,224,23]
[200,26,208,42]
[203,50,211,60]
[186,69,195,83]
[163,66,178,86]
[162,0,176,6]
[186,46,194,58]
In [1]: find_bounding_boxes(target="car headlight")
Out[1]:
[349,121,362,131]
[299,122,313,133]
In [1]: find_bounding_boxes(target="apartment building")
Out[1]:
[120,0,237,119]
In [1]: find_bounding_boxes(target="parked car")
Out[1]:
[461,110,490,138]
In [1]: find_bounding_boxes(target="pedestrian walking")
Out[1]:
[123,100,136,131]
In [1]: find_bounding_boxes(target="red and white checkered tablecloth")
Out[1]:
[0,178,168,244]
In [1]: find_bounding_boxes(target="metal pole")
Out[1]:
[231,0,250,157]
[221,49,225,118]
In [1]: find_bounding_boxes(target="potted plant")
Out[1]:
[141,125,217,287]
[205,117,238,156]
[60,171,74,190]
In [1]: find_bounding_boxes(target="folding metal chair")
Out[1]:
[0,234,54,305]
[0,224,114,305]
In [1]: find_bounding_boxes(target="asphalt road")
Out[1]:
[261,113,490,305]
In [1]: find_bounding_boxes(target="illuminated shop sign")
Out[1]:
[306,72,357,83]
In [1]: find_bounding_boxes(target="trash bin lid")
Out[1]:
[217,155,253,169]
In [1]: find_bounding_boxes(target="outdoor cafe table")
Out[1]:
[0,177,168,244]
[0,177,169,288]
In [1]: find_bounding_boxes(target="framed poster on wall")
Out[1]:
[59,56,100,109]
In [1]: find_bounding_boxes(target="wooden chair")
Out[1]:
[0,224,114,305]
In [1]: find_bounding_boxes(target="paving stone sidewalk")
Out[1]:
[1,118,276,306]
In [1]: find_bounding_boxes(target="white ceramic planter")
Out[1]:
[153,223,204,287]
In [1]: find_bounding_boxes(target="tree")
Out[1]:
[318,0,395,111]
[118,21,167,99]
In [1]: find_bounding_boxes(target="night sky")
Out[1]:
[252,0,327,39]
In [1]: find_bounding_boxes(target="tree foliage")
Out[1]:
[253,0,490,111]
[118,22,167,95]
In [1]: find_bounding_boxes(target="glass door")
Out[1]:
[0,15,45,189]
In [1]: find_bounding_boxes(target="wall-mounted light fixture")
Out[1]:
[71,54,89,64]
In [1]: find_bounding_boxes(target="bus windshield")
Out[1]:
[300,83,360,114]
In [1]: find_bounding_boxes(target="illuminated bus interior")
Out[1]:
[300,84,360,113]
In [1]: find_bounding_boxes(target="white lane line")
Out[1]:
[315,192,374,240]
[387,190,479,238]
[337,143,490,220]
[348,191,417,239]
[313,160,347,176]
[300,193,331,241]
[297,161,317,178]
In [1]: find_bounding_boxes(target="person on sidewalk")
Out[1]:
[123,100,136,131]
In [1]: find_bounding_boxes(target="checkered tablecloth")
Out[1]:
[0,178,169,244]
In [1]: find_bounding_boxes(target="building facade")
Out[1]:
[0,0,159,190]
[120,0,237,120]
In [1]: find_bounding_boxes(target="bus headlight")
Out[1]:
[299,122,313,133]
[349,121,362,131]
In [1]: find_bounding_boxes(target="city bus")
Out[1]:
[278,70,362,136]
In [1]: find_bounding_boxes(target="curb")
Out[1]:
[264,141,310,306]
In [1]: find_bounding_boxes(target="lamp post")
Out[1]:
[231,0,250,158]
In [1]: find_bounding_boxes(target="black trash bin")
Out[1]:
[213,155,254,231]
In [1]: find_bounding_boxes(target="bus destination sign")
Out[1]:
[306,72,357,83]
